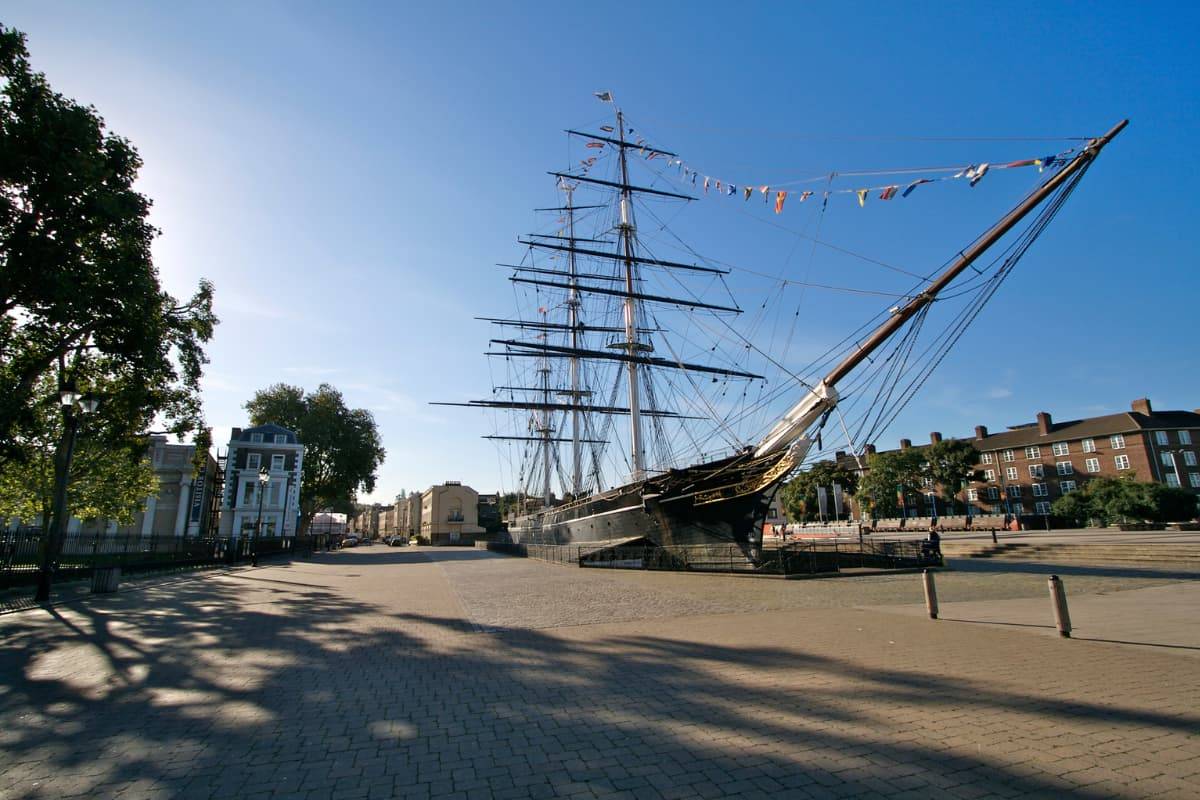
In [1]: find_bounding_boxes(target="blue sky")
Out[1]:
[6,1,1197,501]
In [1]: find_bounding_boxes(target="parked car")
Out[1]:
[386,535,407,546]
[341,536,359,548]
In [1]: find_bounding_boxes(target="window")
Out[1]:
[1161,452,1175,467]
[1056,462,1074,476]
[1052,442,1069,457]
[269,482,282,507]
[1035,501,1051,515]
[271,454,285,471]
[1165,473,1181,488]
[1025,446,1041,459]
[1181,431,1193,445]
[967,489,979,501]
[1002,449,1015,462]
[250,433,263,443]
[246,453,261,470]
[1191,473,1200,488]
[241,481,256,505]
[767,506,779,520]
[1028,464,1044,479]
[1085,457,1101,473]
[1011,502,1025,514]
[986,487,1000,500]
[922,476,933,488]
[1110,434,1125,450]
[1115,454,1130,470]
[981,453,993,464]
[1006,485,1021,498]
[1186,451,1198,467]
[1155,431,1169,446]
[1082,438,1096,453]
[1032,483,1048,497]
[984,469,995,482]
[1060,480,1077,493]
[274,434,287,444]
[1006,467,1018,480]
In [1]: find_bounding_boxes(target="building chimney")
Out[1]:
[231,427,242,440]
[865,444,877,455]
[1037,412,1052,436]
[1131,397,1153,415]
[900,438,912,450]
[930,432,942,444]
[975,425,988,440]
[835,450,846,459]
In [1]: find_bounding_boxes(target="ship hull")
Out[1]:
[508,448,798,550]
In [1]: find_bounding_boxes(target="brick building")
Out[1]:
[834,397,1200,521]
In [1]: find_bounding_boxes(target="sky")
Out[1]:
[5,1,1198,502]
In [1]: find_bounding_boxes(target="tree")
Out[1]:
[1050,475,1196,527]
[858,448,925,519]
[779,460,860,522]
[0,26,216,460]
[923,439,982,514]
[245,384,386,534]
[1147,485,1198,523]
[0,375,158,528]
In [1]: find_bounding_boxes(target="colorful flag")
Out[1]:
[1038,154,1059,173]
[586,141,604,149]
[1003,158,1038,168]
[775,190,787,214]
[599,125,614,132]
[715,179,722,192]
[727,183,736,196]
[953,165,973,179]
[856,189,869,207]
[593,91,613,103]
[744,186,753,200]
[691,172,697,185]
[879,185,898,200]
[760,185,770,203]
[969,163,989,187]
[799,190,813,202]
[901,178,932,198]
[704,176,710,193]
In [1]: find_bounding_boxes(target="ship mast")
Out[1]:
[537,307,552,507]
[615,109,646,480]
[563,183,583,496]
[754,119,1129,458]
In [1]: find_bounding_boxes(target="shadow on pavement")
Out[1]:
[1,558,1197,799]
[946,557,1200,581]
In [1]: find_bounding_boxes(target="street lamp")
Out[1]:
[35,387,100,602]
[252,466,269,566]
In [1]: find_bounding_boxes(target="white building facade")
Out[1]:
[218,424,304,540]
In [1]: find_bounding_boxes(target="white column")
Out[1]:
[174,476,191,537]
[140,493,158,537]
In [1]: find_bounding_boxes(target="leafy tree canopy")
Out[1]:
[923,439,982,512]
[245,383,386,533]
[858,448,925,518]
[1050,475,1197,526]
[779,460,860,522]
[0,375,157,528]
[0,25,216,462]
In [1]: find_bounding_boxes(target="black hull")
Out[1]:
[509,448,798,550]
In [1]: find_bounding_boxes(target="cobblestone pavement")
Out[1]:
[1,548,1197,799]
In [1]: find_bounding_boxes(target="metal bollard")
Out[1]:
[923,568,939,619]
[991,528,998,544]
[1047,575,1071,638]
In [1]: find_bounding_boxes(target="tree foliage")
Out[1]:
[858,448,926,518]
[778,460,860,521]
[0,25,216,463]
[245,383,386,533]
[1050,475,1198,526]
[923,439,982,513]
[0,376,157,528]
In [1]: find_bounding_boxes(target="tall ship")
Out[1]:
[438,101,1126,554]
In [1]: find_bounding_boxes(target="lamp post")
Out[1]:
[35,387,100,602]
[252,466,269,567]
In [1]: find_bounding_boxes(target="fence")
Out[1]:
[1,528,296,590]
[484,538,936,576]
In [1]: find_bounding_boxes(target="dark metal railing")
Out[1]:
[1,528,297,590]
[484,538,937,575]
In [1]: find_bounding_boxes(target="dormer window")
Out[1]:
[274,434,286,444]
[250,433,263,443]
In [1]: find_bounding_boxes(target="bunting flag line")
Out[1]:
[727,183,736,196]
[599,125,614,133]
[879,185,898,200]
[760,185,770,203]
[775,190,787,214]
[704,176,710,193]
[586,141,605,149]
[799,190,813,202]
[901,178,933,198]
[744,186,753,200]
[856,189,869,207]
[593,91,613,103]
[969,163,989,187]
